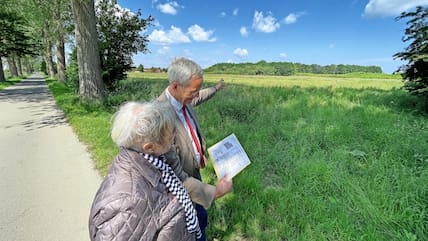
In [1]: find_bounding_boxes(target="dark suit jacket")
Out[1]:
[159,86,218,209]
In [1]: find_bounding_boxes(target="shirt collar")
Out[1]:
[165,87,184,113]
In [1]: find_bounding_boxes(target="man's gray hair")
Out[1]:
[167,57,203,86]
[111,100,175,152]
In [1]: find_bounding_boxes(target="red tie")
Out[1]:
[182,105,205,168]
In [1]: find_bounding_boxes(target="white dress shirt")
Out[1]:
[165,88,202,165]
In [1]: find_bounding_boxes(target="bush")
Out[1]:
[136,64,144,72]
[65,48,79,92]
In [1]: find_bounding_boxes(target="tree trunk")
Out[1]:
[29,60,34,73]
[71,0,104,100]
[54,0,66,82]
[23,56,31,74]
[7,56,18,77]
[56,37,66,82]
[16,57,23,76]
[42,24,56,79]
[45,42,56,78]
[0,57,5,82]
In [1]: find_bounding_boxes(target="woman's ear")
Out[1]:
[142,143,154,154]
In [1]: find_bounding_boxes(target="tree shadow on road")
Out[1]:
[0,79,68,130]
[0,80,52,103]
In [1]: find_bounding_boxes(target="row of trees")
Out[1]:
[1,0,73,83]
[205,61,382,75]
[0,0,153,100]
[0,0,39,82]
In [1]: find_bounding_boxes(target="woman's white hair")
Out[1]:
[167,57,203,86]
[111,100,175,152]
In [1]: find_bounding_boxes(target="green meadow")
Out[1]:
[48,72,427,241]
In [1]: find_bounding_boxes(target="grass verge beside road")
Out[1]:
[0,76,24,90]
[48,73,428,241]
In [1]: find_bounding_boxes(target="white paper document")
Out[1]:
[208,133,251,178]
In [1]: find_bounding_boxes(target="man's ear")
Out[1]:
[171,81,180,90]
[142,143,154,154]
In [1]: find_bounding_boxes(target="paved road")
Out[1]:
[0,75,101,241]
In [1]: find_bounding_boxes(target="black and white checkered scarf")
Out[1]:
[141,153,202,239]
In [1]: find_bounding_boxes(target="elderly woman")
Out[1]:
[88,100,200,241]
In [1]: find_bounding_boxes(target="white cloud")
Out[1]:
[157,1,180,15]
[279,53,287,59]
[148,26,191,45]
[284,12,305,24]
[364,0,428,18]
[233,8,239,16]
[95,1,134,18]
[187,24,216,42]
[233,48,248,58]
[220,11,226,17]
[240,27,249,37]
[148,24,216,44]
[158,46,169,55]
[252,11,280,33]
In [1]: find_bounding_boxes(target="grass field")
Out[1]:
[49,72,427,241]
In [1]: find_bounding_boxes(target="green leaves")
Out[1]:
[394,6,428,106]
[0,10,38,57]
[95,0,153,90]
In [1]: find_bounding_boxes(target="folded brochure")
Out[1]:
[208,133,251,178]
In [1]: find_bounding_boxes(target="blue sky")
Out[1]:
[116,0,428,74]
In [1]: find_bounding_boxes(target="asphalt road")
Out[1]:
[0,75,101,241]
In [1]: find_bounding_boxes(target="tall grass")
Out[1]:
[48,72,427,241]
[198,83,427,241]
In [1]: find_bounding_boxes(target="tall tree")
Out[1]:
[71,0,105,100]
[394,6,428,104]
[53,0,73,82]
[18,0,73,81]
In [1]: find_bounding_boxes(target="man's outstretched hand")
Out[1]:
[215,78,225,91]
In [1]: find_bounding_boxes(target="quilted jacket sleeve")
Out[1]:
[156,198,196,241]
[89,196,141,241]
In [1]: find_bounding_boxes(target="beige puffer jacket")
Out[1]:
[88,148,195,241]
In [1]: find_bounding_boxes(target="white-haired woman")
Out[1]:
[89,100,200,241]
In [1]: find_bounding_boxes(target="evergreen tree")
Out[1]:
[0,10,37,82]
